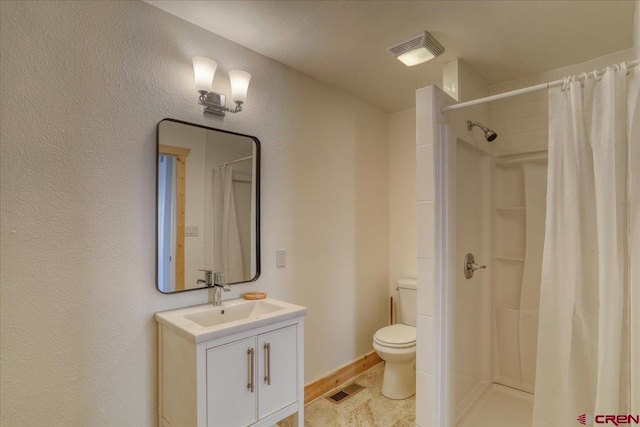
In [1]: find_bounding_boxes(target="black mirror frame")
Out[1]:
[155,118,261,294]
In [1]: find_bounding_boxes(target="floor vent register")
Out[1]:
[325,383,365,404]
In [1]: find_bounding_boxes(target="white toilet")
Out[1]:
[373,279,417,400]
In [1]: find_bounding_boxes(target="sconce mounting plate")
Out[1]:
[198,91,243,117]
[200,91,227,116]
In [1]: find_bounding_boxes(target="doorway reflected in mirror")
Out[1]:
[156,119,260,293]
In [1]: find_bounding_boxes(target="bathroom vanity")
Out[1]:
[156,299,307,427]
[154,119,300,426]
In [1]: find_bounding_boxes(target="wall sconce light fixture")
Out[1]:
[193,57,251,117]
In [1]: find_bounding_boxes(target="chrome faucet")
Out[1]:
[198,270,230,305]
[212,272,231,306]
[197,269,213,286]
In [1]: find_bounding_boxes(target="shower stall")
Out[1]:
[431,117,546,426]
[416,58,639,427]
[453,137,547,426]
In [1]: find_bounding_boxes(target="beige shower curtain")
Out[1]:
[533,64,640,426]
[213,165,244,283]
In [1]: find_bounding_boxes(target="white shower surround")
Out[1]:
[418,55,640,427]
[492,154,546,394]
[416,75,498,425]
[416,86,458,426]
[454,139,492,420]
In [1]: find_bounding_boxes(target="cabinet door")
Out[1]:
[206,337,257,427]
[257,325,298,419]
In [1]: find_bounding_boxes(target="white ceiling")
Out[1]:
[146,0,636,112]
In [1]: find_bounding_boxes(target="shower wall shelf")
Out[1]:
[495,150,548,167]
[496,207,525,212]
[493,152,547,394]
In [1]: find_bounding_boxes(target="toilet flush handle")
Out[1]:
[464,253,486,279]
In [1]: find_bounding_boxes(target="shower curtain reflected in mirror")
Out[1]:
[212,165,244,283]
[533,65,640,425]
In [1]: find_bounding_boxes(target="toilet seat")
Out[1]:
[374,324,416,349]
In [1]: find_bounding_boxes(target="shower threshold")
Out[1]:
[457,384,533,427]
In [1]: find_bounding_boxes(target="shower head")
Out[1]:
[484,129,497,142]
[467,120,498,142]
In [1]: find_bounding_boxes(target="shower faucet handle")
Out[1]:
[471,262,486,271]
[464,253,486,279]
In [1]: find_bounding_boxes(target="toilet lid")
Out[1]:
[374,324,416,348]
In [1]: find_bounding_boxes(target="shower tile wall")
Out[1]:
[415,86,437,427]
[488,49,635,156]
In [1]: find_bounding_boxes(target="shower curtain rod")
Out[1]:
[215,155,253,167]
[441,58,640,113]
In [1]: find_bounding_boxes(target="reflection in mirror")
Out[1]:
[157,119,260,293]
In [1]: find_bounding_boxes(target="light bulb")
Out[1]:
[397,47,435,66]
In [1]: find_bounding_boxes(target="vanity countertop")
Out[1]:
[155,297,307,343]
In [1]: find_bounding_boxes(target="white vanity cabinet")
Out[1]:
[205,336,257,427]
[156,299,306,427]
[206,325,298,426]
[256,326,298,418]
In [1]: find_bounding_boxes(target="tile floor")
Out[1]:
[280,365,533,426]
[279,363,415,427]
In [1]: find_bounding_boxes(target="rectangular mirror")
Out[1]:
[156,119,260,293]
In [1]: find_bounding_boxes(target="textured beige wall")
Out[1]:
[0,1,389,425]
[388,107,417,313]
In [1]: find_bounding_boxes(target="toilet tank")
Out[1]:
[397,279,417,327]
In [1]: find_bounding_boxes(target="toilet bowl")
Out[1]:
[373,279,417,400]
[373,324,416,399]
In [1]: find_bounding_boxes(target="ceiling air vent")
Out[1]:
[387,31,444,66]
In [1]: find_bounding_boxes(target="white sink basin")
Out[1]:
[184,300,285,327]
[155,298,307,343]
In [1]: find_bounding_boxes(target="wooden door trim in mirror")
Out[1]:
[159,144,191,291]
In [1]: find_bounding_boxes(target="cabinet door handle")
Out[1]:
[247,348,254,393]
[263,343,271,385]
